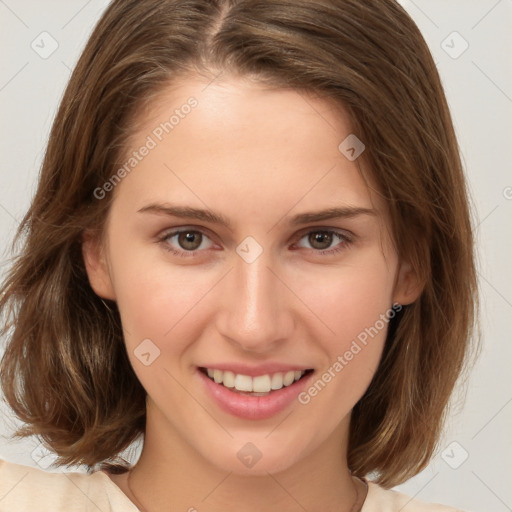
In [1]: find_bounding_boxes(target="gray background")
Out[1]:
[0,1,511,511]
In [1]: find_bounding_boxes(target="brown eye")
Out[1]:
[294,229,352,255]
[308,231,333,250]
[159,228,215,256]
[177,231,203,250]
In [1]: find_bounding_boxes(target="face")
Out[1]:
[84,74,417,476]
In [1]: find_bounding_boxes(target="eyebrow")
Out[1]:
[137,203,376,228]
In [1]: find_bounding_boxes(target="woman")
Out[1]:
[0,1,478,510]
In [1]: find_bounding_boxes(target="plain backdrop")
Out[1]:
[0,1,511,511]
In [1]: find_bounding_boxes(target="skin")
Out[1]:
[83,74,421,512]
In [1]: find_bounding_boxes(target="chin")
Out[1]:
[199,436,306,477]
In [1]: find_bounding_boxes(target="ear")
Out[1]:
[81,230,116,300]
[393,260,424,306]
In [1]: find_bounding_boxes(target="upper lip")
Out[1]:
[198,363,314,377]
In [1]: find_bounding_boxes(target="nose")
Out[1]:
[215,248,295,353]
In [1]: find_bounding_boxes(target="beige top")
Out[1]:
[0,458,463,511]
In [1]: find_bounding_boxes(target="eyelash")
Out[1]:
[157,227,353,258]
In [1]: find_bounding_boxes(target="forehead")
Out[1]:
[116,74,385,223]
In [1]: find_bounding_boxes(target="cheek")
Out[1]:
[294,252,396,344]
[107,237,215,353]
[293,254,396,405]
[108,250,216,409]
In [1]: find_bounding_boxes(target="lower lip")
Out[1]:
[197,368,314,420]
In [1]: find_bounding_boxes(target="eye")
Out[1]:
[157,226,353,258]
[294,229,352,255]
[159,228,215,257]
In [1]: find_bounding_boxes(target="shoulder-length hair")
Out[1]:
[0,0,478,487]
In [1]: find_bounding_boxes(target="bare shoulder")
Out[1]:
[363,481,466,512]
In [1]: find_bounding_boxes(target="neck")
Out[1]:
[125,404,362,512]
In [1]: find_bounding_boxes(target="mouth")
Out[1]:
[198,367,315,397]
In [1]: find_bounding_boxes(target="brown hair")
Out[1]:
[0,0,478,487]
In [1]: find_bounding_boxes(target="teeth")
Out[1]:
[234,374,253,391]
[203,368,307,393]
[283,371,295,386]
[253,374,271,393]
[213,369,223,384]
[223,371,235,388]
[271,373,283,390]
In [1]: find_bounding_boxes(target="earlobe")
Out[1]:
[393,261,424,306]
[81,231,116,300]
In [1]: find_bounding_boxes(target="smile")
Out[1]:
[200,367,314,395]
[197,366,315,420]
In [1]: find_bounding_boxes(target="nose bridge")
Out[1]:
[217,247,292,350]
[240,256,275,326]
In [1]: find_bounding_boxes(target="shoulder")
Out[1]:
[363,481,465,512]
[0,457,138,512]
